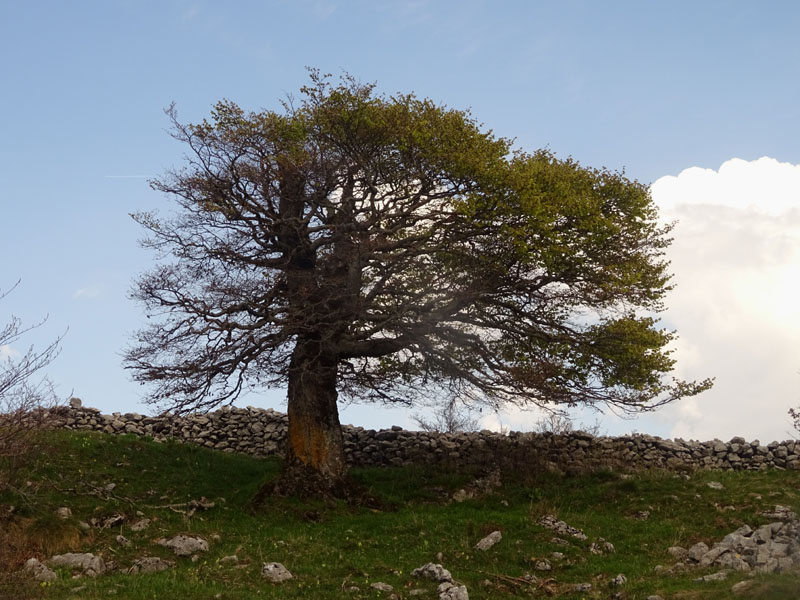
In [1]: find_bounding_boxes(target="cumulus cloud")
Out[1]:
[649,157,800,442]
[479,157,800,443]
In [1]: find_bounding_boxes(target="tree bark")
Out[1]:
[255,339,348,502]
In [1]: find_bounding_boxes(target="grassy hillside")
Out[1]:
[1,430,799,599]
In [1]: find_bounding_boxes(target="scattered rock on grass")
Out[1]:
[55,507,72,520]
[24,558,57,582]
[129,518,150,531]
[411,563,454,582]
[695,571,727,582]
[127,556,175,574]
[536,515,587,540]
[438,581,469,600]
[475,531,502,551]
[731,580,754,595]
[261,562,293,582]
[370,582,393,592]
[157,535,209,557]
[47,552,106,577]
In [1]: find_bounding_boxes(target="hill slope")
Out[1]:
[1,430,799,599]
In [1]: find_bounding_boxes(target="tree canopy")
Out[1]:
[125,72,711,496]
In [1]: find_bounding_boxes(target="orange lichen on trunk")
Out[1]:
[288,414,328,469]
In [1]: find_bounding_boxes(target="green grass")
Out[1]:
[2,430,799,599]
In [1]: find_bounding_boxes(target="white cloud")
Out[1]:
[73,284,104,300]
[648,157,800,443]
[0,344,18,360]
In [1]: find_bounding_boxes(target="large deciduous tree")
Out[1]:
[125,72,711,497]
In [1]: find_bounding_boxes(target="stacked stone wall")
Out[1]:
[41,401,800,473]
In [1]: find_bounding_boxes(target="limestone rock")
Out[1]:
[474,530,502,551]
[157,535,209,557]
[370,581,393,592]
[438,581,469,600]
[127,556,175,574]
[695,571,727,582]
[536,515,587,540]
[24,558,57,582]
[130,518,151,531]
[47,552,106,577]
[55,506,72,520]
[261,562,293,582]
[411,563,454,582]
[687,542,709,562]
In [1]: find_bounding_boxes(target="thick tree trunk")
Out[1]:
[254,340,348,502]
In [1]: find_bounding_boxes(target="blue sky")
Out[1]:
[2,1,799,441]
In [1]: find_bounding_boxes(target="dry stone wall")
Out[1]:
[44,400,800,473]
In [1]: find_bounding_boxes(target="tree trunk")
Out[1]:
[254,340,348,502]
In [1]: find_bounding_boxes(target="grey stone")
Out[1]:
[612,573,627,586]
[474,530,502,551]
[157,535,209,556]
[47,552,106,577]
[411,563,453,583]
[666,546,688,560]
[220,555,238,565]
[370,582,393,592]
[534,559,551,571]
[536,515,587,540]
[69,397,82,408]
[116,534,132,547]
[437,581,469,600]
[55,506,72,520]
[24,558,57,582]
[127,556,175,574]
[687,542,709,562]
[731,580,754,595]
[695,571,728,582]
[130,518,150,531]
[261,562,293,582]
[572,583,592,592]
[707,481,724,490]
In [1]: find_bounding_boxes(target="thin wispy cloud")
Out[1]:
[73,284,104,300]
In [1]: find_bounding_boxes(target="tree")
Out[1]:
[0,281,62,492]
[125,71,711,497]
[412,398,481,434]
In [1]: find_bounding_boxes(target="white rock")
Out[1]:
[47,553,106,577]
[474,531,502,551]
[157,535,209,557]
[261,562,293,582]
[438,581,469,600]
[411,563,453,582]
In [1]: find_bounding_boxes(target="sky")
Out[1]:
[1,1,798,443]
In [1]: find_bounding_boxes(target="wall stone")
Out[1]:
[39,400,800,473]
